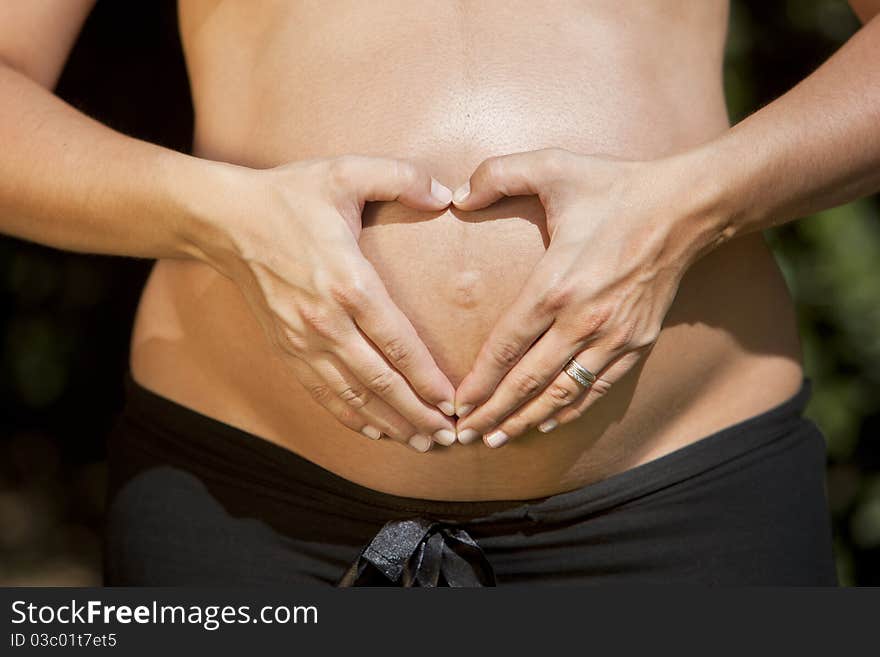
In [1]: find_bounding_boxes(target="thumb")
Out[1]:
[452,148,568,211]
[337,156,452,211]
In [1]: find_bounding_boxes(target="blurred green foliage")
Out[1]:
[726,0,880,585]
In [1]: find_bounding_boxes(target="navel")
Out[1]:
[449,269,483,310]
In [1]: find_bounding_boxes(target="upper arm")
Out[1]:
[0,0,96,88]
[848,0,880,23]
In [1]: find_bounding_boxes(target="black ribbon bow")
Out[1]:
[336,518,497,587]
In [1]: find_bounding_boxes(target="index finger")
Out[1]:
[342,264,458,419]
[453,269,558,419]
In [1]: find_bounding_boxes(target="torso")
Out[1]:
[129,0,804,500]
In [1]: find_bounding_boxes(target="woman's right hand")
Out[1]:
[186,156,457,452]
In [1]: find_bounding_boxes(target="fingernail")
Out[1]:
[457,428,481,445]
[438,400,456,416]
[361,425,382,440]
[408,433,433,452]
[538,419,559,433]
[485,430,509,448]
[433,429,456,446]
[453,181,470,204]
[456,403,474,419]
[431,179,453,205]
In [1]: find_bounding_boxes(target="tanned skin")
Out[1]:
[1,1,878,500]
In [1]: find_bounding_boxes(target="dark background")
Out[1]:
[1,0,878,585]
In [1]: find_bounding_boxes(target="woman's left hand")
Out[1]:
[451,148,720,447]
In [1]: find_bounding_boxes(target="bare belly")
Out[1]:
[130,203,803,500]
[128,0,804,500]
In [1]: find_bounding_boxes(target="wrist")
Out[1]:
[166,154,257,265]
[650,145,740,269]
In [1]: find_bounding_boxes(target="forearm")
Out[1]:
[679,14,880,253]
[0,60,228,260]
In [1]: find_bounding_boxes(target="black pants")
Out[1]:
[103,373,837,586]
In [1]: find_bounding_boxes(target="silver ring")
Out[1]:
[563,358,597,388]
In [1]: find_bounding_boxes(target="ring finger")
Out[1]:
[308,352,434,452]
[335,326,457,446]
[480,348,612,448]
[287,356,380,439]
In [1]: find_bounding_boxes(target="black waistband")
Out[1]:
[114,372,816,527]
